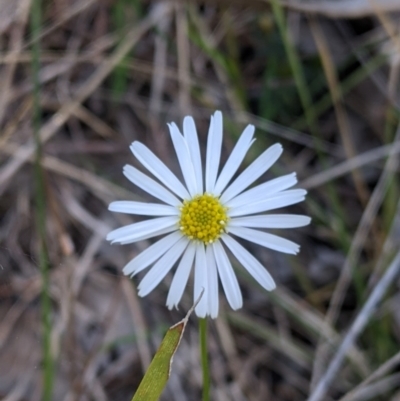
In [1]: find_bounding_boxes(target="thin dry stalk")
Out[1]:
[121,278,152,373]
[339,351,400,401]
[149,10,170,118]
[307,250,400,401]
[308,17,369,206]
[279,0,400,18]
[187,4,244,112]
[176,3,191,115]
[315,122,400,374]
[236,111,343,156]
[0,3,172,196]
[301,141,400,189]
[0,142,134,201]
[0,0,30,127]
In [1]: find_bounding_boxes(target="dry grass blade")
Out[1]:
[24,0,98,49]
[149,15,169,119]
[339,350,400,401]
[176,3,191,115]
[308,250,400,401]
[325,123,400,327]
[0,0,29,33]
[340,373,400,401]
[187,4,244,112]
[0,0,30,127]
[311,123,400,389]
[308,17,369,206]
[0,142,134,201]
[228,312,313,370]
[301,142,400,189]
[121,279,152,372]
[0,3,172,196]
[270,287,369,375]
[279,0,400,18]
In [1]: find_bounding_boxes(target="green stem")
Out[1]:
[199,318,210,401]
[31,1,54,400]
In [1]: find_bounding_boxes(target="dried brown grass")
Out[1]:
[1,1,400,400]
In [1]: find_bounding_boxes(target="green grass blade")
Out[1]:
[30,1,54,400]
[270,0,317,134]
[270,0,349,256]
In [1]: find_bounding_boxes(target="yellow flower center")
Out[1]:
[179,194,228,244]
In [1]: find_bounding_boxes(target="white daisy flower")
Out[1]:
[107,111,310,318]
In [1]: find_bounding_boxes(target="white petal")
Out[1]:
[168,123,198,197]
[183,116,203,194]
[123,231,183,276]
[228,189,307,217]
[138,237,189,297]
[107,216,177,244]
[194,242,208,318]
[205,111,223,193]
[212,241,242,310]
[213,124,255,195]
[229,214,311,229]
[221,234,276,291]
[130,142,190,199]
[206,244,219,318]
[229,226,300,255]
[119,225,176,245]
[109,201,179,216]
[225,173,297,209]
[220,143,283,204]
[166,242,196,310]
[123,165,181,206]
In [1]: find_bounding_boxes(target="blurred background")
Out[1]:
[1,0,400,400]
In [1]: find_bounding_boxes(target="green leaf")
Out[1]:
[131,298,201,401]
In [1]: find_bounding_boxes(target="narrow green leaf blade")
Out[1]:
[131,299,199,401]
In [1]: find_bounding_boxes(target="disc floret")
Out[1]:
[179,194,228,244]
